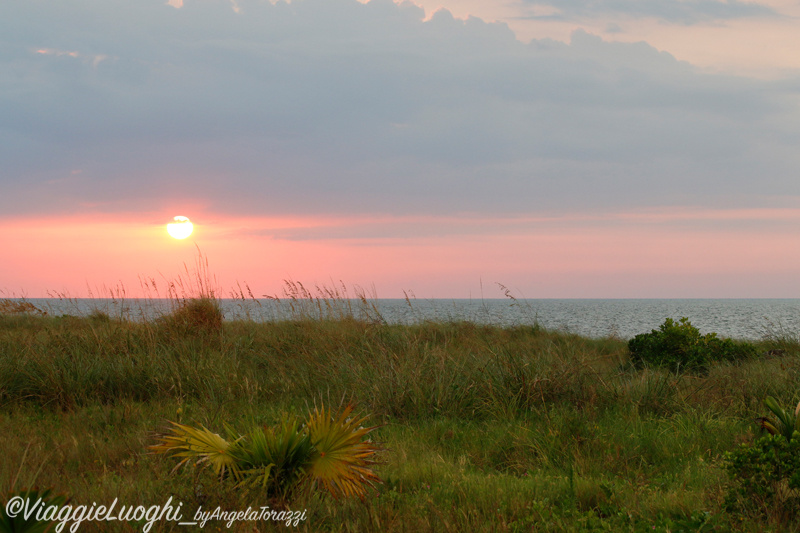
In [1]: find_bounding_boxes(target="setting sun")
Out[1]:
[166,216,193,239]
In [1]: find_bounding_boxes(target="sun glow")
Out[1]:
[167,216,194,239]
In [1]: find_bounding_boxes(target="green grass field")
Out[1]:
[1,295,798,532]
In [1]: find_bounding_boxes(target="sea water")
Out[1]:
[16,297,800,341]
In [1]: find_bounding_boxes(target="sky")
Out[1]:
[2,0,800,299]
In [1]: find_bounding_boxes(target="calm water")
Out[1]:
[17,298,800,341]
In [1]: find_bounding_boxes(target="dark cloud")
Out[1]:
[515,0,779,25]
[1,0,798,219]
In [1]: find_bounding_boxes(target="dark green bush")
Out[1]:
[725,434,800,517]
[628,317,757,373]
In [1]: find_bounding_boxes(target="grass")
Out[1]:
[1,287,799,531]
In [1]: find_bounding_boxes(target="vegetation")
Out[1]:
[1,292,799,531]
[723,396,800,521]
[151,404,383,501]
[725,434,800,521]
[158,296,223,333]
[760,396,800,443]
[0,487,69,533]
[628,317,758,373]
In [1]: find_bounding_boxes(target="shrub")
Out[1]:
[151,404,384,502]
[725,396,800,520]
[628,317,757,373]
[725,434,800,517]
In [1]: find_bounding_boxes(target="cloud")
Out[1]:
[515,0,780,25]
[1,0,798,220]
[224,206,800,243]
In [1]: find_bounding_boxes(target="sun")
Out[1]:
[167,216,194,239]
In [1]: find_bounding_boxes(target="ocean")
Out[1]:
[15,297,800,341]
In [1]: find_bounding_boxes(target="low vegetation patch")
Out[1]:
[628,317,758,373]
[159,296,223,333]
[725,396,800,522]
[151,404,383,502]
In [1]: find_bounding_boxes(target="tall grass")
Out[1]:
[1,272,799,531]
[262,279,386,323]
[0,304,795,421]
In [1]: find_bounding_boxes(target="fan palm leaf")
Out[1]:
[150,421,243,480]
[306,404,383,500]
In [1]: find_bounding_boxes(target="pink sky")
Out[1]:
[3,207,799,299]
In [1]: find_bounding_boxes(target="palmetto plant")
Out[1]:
[0,488,69,533]
[760,396,800,443]
[151,404,383,501]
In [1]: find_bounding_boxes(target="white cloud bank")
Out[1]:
[1,0,799,220]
